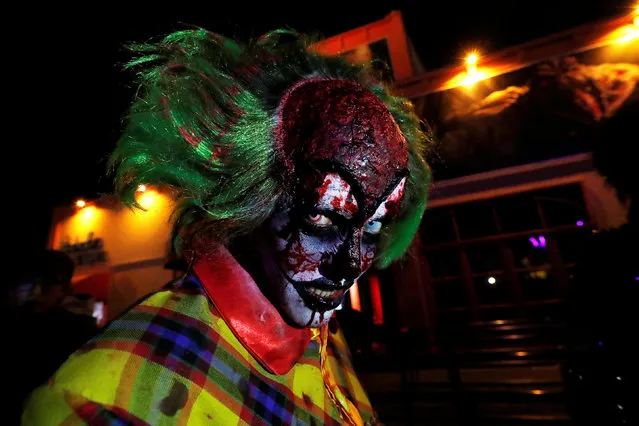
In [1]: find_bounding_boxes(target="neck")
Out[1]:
[193,245,311,374]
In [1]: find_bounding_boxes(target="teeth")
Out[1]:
[307,287,341,299]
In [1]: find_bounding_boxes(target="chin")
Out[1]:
[260,255,346,328]
[280,281,341,328]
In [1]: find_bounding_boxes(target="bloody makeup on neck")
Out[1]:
[260,78,409,328]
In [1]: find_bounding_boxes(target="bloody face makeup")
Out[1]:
[257,79,409,328]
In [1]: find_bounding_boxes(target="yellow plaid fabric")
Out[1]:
[23,275,378,425]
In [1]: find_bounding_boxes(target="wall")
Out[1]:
[49,189,174,319]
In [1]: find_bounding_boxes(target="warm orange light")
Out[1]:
[79,205,97,223]
[531,389,544,395]
[462,51,487,87]
[137,184,147,192]
[615,25,639,43]
[462,70,487,87]
[349,281,361,312]
[465,52,478,66]
[76,199,86,208]
[138,191,156,209]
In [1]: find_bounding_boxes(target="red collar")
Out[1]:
[193,247,311,375]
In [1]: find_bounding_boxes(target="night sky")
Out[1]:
[10,1,630,252]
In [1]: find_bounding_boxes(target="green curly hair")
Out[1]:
[109,28,432,268]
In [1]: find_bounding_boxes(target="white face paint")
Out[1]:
[259,173,407,328]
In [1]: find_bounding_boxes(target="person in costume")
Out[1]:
[23,28,431,425]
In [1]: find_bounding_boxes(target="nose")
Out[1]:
[319,229,363,284]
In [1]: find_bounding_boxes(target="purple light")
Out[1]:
[539,236,547,248]
[635,276,639,281]
[576,220,584,227]
[529,237,539,248]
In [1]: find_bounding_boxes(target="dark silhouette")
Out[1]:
[563,102,638,425]
[4,250,98,425]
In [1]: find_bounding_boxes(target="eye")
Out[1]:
[364,220,382,234]
[307,213,333,227]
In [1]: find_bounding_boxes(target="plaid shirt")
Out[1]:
[23,273,378,425]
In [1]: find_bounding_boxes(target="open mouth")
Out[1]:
[280,269,350,312]
[306,286,346,300]
[295,284,347,311]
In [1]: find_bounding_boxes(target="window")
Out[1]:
[421,183,589,325]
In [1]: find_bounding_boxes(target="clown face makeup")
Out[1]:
[257,79,409,327]
[261,173,407,327]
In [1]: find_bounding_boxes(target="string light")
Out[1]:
[137,184,147,192]
[487,276,497,285]
[76,199,86,208]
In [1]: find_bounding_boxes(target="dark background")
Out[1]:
[8,1,630,253]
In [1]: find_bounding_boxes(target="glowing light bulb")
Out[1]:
[487,276,497,285]
[461,50,487,87]
[138,191,155,209]
[137,184,147,192]
[465,52,478,76]
[576,220,584,227]
[466,52,478,66]
[76,199,86,208]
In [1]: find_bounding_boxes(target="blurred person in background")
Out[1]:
[5,250,98,425]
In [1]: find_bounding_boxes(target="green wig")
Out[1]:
[109,28,432,268]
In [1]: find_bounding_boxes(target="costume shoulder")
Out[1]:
[22,277,237,425]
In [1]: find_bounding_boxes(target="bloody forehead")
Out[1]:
[275,78,408,206]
